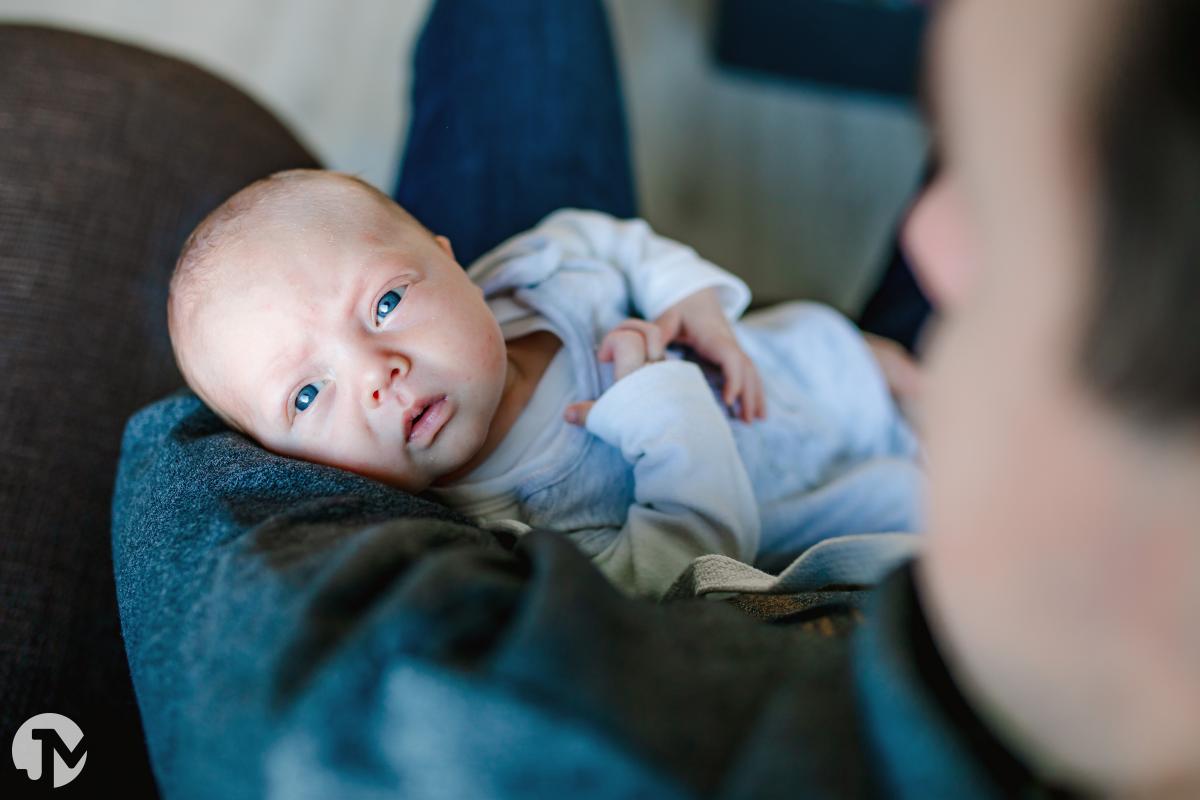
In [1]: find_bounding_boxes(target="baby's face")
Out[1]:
[181,198,507,493]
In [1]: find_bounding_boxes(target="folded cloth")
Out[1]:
[664,533,923,601]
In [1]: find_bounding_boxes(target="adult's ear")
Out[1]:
[900,172,976,311]
[434,234,456,261]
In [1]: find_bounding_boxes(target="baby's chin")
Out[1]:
[368,438,478,494]
[240,432,428,494]
[424,422,492,489]
[380,471,436,494]
[246,399,491,494]
[329,458,435,495]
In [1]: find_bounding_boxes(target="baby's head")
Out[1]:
[167,169,508,492]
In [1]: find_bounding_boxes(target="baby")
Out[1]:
[168,169,924,598]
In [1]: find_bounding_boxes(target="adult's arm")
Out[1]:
[112,391,873,799]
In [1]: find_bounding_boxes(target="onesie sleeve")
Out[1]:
[581,360,761,599]
[532,207,752,323]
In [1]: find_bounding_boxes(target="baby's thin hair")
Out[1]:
[169,169,414,313]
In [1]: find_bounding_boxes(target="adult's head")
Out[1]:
[903,0,1200,794]
[167,169,509,493]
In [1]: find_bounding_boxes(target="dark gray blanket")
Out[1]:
[111,390,1042,799]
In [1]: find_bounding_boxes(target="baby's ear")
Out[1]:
[434,234,455,261]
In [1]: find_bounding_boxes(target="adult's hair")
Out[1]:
[1084,0,1200,427]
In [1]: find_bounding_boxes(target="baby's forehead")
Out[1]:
[233,193,420,268]
[179,281,301,427]
[200,262,323,339]
[182,175,431,327]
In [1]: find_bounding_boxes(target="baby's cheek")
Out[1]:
[488,328,507,372]
[463,321,505,377]
[281,438,329,467]
[316,438,407,485]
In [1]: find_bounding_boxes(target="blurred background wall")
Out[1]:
[0,0,928,314]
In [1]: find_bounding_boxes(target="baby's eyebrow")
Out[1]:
[340,270,370,322]
[269,339,313,380]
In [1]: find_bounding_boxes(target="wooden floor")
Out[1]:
[1,0,928,314]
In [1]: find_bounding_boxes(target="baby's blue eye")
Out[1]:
[376,288,405,322]
[295,383,319,413]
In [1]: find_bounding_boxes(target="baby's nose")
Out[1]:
[372,368,397,400]
[363,355,410,407]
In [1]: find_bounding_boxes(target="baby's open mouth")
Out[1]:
[406,395,450,445]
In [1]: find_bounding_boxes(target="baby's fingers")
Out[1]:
[602,329,649,381]
[612,318,665,361]
[716,346,766,422]
[753,366,767,419]
[713,343,747,409]
[741,361,766,422]
[564,401,595,426]
[722,358,744,411]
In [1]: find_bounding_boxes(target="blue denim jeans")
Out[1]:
[392,0,637,266]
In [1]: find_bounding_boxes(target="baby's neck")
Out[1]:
[433,330,562,486]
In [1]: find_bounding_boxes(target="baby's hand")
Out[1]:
[863,333,923,402]
[564,319,664,426]
[864,333,924,428]
[654,287,765,422]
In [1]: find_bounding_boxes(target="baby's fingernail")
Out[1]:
[565,408,579,424]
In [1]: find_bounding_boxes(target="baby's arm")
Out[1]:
[533,208,751,325]
[566,359,762,599]
[538,208,765,420]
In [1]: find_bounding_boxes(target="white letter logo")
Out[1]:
[11,713,87,788]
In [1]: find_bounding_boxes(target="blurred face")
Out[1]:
[904,0,1199,791]
[181,182,508,493]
